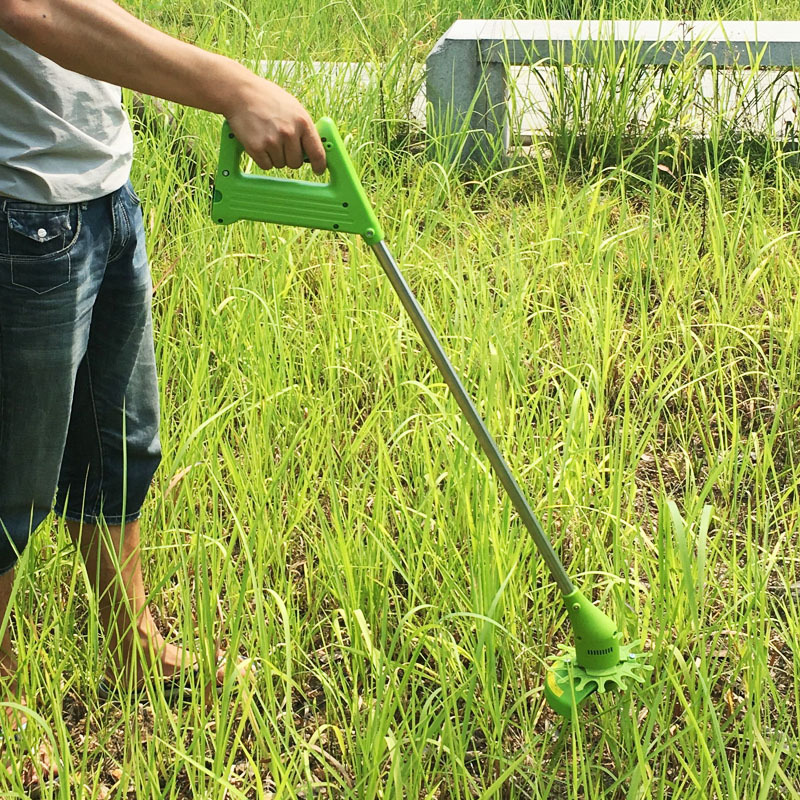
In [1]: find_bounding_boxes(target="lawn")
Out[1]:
[4,0,800,797]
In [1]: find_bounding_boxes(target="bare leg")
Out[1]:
[0,567,23,728]
[66,518,230,688]
[0,566,57,788]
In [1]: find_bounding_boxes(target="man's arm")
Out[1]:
[0,0,326,174]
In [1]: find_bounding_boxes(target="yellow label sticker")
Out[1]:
[547,670,564,698]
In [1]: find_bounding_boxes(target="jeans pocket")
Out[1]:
[0,203,80,294]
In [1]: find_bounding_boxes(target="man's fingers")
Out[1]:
[232,118,326,174]
[301,130,327,175]
[252,151,274,171]
[267,143,286,170]
[284,137,305,170]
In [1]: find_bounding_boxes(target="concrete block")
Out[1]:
[427,19,800,166]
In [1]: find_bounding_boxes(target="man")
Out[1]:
[0,0,327,788]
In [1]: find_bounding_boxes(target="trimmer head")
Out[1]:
[544,642,652,717]
[543,589,652,717]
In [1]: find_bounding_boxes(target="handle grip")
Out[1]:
[211,117,384,245]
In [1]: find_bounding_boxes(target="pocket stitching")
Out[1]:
[7,208,71,243]
[6,206,80,294]
[11,251,72,294]
[0,205,82,264]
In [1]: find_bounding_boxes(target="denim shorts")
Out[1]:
[0,181,162,574]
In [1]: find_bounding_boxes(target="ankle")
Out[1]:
[102,600,158,644]
[0,650,17,680]
[106,621,164,663]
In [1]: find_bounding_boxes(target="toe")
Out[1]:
[213,652,257,688]
[11,735,59,797]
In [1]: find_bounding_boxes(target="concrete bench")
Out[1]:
[426,19,800,165]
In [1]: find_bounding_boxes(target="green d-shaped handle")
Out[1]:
[211,117,384,245]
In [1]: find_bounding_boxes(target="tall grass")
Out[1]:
[2,1,800,797]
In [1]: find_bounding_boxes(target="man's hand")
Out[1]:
[225,77,326,175]
[0,0,327,175]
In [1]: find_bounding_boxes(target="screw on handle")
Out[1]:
[211,117,384,245]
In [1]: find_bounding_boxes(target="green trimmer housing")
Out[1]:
[211,117,652,717]
[544,589,650,717]
[212,119,383,244]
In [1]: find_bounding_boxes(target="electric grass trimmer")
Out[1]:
[211,118,652,716]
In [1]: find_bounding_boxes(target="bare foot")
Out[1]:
[0,657,59,795]
[102,608,254,697]
[14,739,58,798]
[0,651,27,732]
[65,519,255,702]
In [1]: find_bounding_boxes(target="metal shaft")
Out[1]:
[371,240,574,595]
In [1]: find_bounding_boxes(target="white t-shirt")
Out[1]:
[0,29,133,204]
